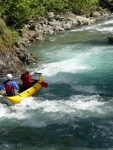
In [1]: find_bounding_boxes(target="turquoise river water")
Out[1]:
[0,16,113,150]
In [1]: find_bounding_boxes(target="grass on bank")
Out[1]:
[0,19,19,50]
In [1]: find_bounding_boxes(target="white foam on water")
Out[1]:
[36,49,97,77]
[101,19,113,25]
[71,25,113,33]
[38,95,104,115]
[70,23,102,32]
[0,97,46,127]
[96,26,113,32]
[0,104,9,118]
[0,97,37,120]
[33,96,103,127]
[38,60,91,77]
[71,18,113,33]
[24,95,110,127]
[36,47,107,77]
[0,93,112,128]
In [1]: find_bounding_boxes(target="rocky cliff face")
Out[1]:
[0,46,37,75]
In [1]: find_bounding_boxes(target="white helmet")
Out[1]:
[7,74,13,79]
[25,68,30,73]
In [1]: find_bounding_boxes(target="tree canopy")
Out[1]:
[0,0,100,28]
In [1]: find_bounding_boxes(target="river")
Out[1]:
[0,17,113,150]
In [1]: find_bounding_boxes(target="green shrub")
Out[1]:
[68,0,99,14]
[41,0,69,13]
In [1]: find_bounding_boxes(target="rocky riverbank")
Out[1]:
[17,10,111,48]
[0,46,36,75]
[0,8,111,75]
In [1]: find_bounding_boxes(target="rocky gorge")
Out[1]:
[0,8,112,75]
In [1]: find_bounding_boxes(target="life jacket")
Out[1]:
[5,81,14,93]
[21,73,33,87]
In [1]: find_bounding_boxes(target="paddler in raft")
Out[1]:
[19,68,33,92]
[0,74,19,96]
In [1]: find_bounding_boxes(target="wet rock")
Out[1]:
[62,23,72,30]
[0,47,37,75]
[91,11,101,18]
[48,12,55,19]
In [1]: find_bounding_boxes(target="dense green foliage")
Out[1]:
[0,0,99,28]
[68,0,99,15]
[0,0,111,49]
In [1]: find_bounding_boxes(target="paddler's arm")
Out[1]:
[0,81,7,95]
[0,81,7,91]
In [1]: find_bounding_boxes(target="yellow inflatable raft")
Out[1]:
[0,73,47,106]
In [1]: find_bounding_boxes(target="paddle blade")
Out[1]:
[40,82,48,88]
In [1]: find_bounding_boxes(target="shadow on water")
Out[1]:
[0,116,113,149]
